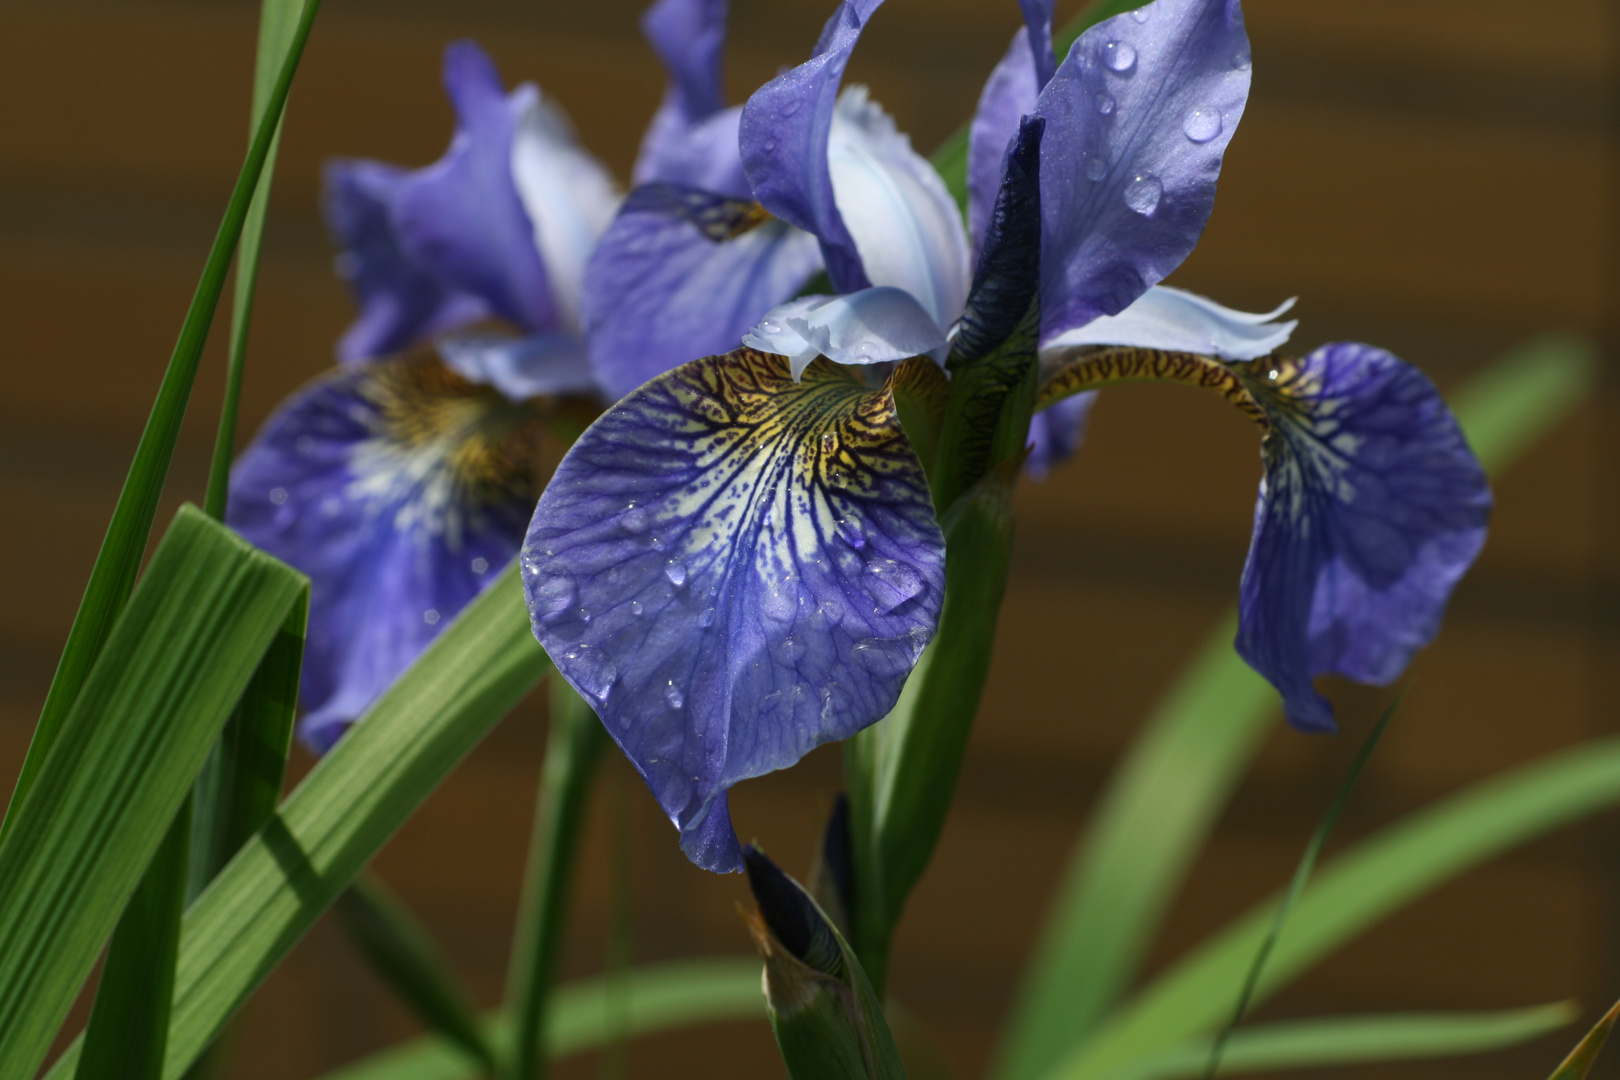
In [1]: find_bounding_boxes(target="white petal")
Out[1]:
[826,86,972,331]
[1040,285,1298,372]
[437,330,598,401]
[510,90,622,335]
[746,287,948,381]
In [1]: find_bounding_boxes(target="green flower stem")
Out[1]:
[502,679,609,1080]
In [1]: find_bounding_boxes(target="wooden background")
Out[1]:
[0,0,1614,1076]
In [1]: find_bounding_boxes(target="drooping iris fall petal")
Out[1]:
[522,348,945,872]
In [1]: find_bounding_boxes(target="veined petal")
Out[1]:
[580,184,822,400]
[523,348,945,873]
[324,159,491,363]
[1018,0,1058,87]
[967,27,1040,260]
[228,353,548,752]
[746,287,948,380]
[1036,0,1251,339]
[827,87,972,331]
[635,0,751,198]
[1040,284,1295,369]
[510,94,621,336]
[436,330,600,401]
[1024,391,1096,479]
[1234,343,1491,731]
[393,42,555,334]
[739,0,886,293]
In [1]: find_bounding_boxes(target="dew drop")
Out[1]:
[1101,40,1136,72]
[1231,47,1251,71]
[563,644,617,701]
[1130,5,1150,21]
[532,573,577,621]
[620,507,650,534]
[1123,172,1162,216]
[630,599,644,615]
[779,98,801,117]
[852,638,909,676]
[837,517,867,549]
[762,582,797,624]
[776,633,808,665]
[1085,155,1108,181]
[269,487,288,506]
[423,609,440,625]
[862,559,925,613]
[664,681,685,710]
[1093,91,1115,115]
[1182,105,1222,143]
[471,557,489,575]
[664,559,687,587]
[760,319,783,335]
[812,599,845,628]
[698,606,717,628]
[763,137,779,152]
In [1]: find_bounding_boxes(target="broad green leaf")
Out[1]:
[0,507,307,1080]
[41,561,548,1080]
[1046,737,1620,1080]
[317,959,764,1080]
[1098,1004,1575,1080]
[1548,996,1620,1080]
[994,332,1599,1080]
[502,680,608,1080]
[0,0,323,842]
[337,875,495,1073]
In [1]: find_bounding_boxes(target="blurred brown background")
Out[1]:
[0,0,1615,1077]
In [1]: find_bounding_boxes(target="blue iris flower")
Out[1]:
[524,0,1491,873]
[230,6,744,752]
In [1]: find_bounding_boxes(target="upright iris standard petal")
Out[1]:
[739,0,885,292]
[826,88,972,331]
[1036,0,1251,339]
[635,0,751,198]
[968,27,1040,259]
[1040,285,1296,369]
[581,185,822,400]
[324,159,490,363]
[392,41,556,334]
[1233,343,1491,731]
[510,95,621,336]
[523,348,946,873]
[229,353,548,752]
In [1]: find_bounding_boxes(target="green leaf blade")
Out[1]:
[0,507,306,1079]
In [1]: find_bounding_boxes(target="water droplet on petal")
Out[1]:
[664,559,687,587]
[1231,47,1251,71]
[629,599,644,615]
[1182,105,1222,143]
[1130,6,1150,21]
[762,581,797,624]
[563,644,617,701]
[779,99,801,117]
[532,573,577,621]
[664,681,684,710]
[852,637,910,677]
[812,599,845,628]
[1123,172,1162,216]
[862,559,925,614]
[760,319,782,335]
[1085,155,1108,181]
[763,137,778,152]
[621,507,650,534]
[1101,41,1136,72]
[698,606,717,628]
[1093,91,1115,115]
[837,517,867,549]
[776,633,807,665]
[423,609,440,625]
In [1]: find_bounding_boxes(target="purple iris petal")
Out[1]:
[323,159,490,363]
[1024,391,1096,480]
[393,41,556,334]
[635,0,751,198]
[436,330,600,401]
[1235,343,1491,732]
[968,27,1040,261]
[580,184,822,400]
[739,0,886,293]
[1018,0,1058,87]
[745,287,948,380]
[1036,0,1251,340]
[1040,285,1296,369]
[523,348,945,872]
[229,355,546,752]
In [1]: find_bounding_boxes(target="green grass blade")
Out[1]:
[993,331,1598,1080]
[1098,1004,1576,1080]
[336,875,496,1073]
[204,0,306,521]
[1201,695,1399,1078]
[1045,737,1620,1080]
[0,0,323,844]
[1548,996,1620,1080]
[317,959,765,1080]
[0,506,306,1079]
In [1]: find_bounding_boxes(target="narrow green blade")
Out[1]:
[1548,997,1620,1080]
[1046,737,1620,1080]
[316,959,764,1080]
[1099,1004,1575,1080]
[337,875,495,1072]
[0,0,323,842]
[994,332,1599,1080]
[0,506,306,1079]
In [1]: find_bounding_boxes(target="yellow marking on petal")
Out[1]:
[1037,345,1271,430]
